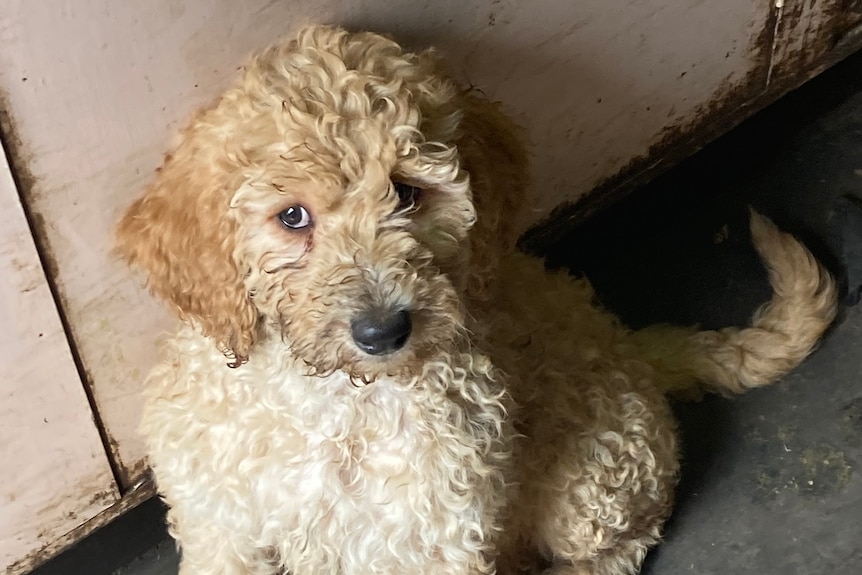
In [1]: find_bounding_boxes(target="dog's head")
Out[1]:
[116,25,527,379]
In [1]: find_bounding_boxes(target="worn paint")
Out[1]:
[0,87,127,495]
[520,6,779,250]
[769,0,862,87]
[4,480,156,575]
[520,1,862,252]
[0,137,119,572]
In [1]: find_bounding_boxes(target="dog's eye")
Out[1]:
[278,205,312,230]
[393,182,422,213]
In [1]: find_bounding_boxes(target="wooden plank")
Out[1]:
[0,139,119,572]
[0,0,771,485]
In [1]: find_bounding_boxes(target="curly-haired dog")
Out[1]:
[116,25,838,575]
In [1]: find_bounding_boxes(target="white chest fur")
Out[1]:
[143,328,512,575]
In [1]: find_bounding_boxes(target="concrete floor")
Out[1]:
[29,50,862,575]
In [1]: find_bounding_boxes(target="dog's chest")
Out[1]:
[149,337,508,575]
[242,371,472,512]
[283,382,425,492]
[228,371,502,572]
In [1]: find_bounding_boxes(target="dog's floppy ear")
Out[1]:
[116,113,258,366]
[455,92,530,302]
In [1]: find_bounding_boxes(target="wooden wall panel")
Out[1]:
[0,140,119,574]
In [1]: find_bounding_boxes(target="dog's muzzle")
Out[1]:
[350,308,412,355]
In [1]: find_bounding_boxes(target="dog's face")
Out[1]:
[117,25,527,378]
[229,29,477,379]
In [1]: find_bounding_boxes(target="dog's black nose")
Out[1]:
[350,309,412,355]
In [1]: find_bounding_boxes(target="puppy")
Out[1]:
[116,25,837,575]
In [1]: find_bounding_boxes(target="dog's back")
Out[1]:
[478,209,837,575]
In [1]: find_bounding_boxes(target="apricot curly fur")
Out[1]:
[116,25,838,575]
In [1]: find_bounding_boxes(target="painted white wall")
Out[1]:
[0,139,118,573]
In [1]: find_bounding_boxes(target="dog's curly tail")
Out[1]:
[629,209,838,396]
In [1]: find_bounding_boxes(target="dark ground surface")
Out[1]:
[28,50,862,575]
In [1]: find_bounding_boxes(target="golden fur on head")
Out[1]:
[117,24,837,575]
[116,26,526,372]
